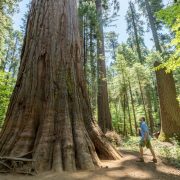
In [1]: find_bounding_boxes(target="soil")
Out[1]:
[0,149,180,180]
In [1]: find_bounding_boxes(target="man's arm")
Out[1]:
[141,124,148,142]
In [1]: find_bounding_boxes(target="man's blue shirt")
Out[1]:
[140,121,150,140]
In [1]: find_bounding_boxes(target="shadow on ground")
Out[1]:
[0,149,180,180]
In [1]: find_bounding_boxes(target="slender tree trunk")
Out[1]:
[114,101,119,124]
[126,90,133,135]
[83,16,88,79]
[145,86,154,134]
[122,94,127,136]
[78,0,84,68]
[137,73,149,125]
[0,0,121,173]
[1,46,10,71]
[150,72,159,113]
[144,0,162,53]
[95,0,112,133]
[89,25,97,113]
[129,1,143,64]
[8,36,18,76]
[128,79,137,135]
[118,97,123,134]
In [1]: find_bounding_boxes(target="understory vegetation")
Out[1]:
[122,136,180,168]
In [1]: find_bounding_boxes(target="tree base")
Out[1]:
[159,132,180,142]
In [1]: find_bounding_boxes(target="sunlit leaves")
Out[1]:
[156,3,180,71]
[0,71,15,127]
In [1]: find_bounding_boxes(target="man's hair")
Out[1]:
[141,117,145,121]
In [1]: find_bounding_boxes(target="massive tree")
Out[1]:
[0,0,121,173]
[143,0,180,140]
[155,62,180,140]
[95,0,112,132]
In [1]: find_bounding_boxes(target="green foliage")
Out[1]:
[154,139,180,168]
[0,71,15,127]
[0,0,23,128]
[122,136,180,168]
[121,136,139,151]
[105,31,118,59]
[108,42,161,135]
[156,3,180,71]
[0,0,22,73]
[3,30,23,77]
[126,1,147,60]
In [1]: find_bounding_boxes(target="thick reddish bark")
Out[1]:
[155,62,180,140]
[0,0,121,173]
[144,0,180,140]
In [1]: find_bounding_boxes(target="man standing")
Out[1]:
[137,117,157,163]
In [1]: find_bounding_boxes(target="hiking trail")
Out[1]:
[0,148,180,180]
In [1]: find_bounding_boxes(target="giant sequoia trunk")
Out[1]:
[0,0,121,173]
[155,62,180,140]
[144,0,180,140]
[95,0,112,133]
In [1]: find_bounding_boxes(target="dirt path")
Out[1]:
[0,149,180,180]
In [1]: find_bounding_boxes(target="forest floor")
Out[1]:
[0,148,180,180]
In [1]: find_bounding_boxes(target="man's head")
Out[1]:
[139,117,145,123]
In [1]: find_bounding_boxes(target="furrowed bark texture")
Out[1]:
[155,62,180,140]
[0,0,121,173]
[144,0,180,140]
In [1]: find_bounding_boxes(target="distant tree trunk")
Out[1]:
[129,1,143,64]
[118,98,123,134]
[150,73,159,113]
[128,79,137,135]
[83,16,88,79]
[0,0,121,173]
[114,100,119,124]
[145,86,154,134]
[122,94,127,136]
[95,0,112,133]
[137,73,149,124]
[89,25,97,113]
[1,46,10,71]
[144,0,180,140]
[8,35,18,77]
[78,1,85,68]
[144,0,162,53]
[126,91,133,135]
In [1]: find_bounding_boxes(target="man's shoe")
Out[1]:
[136,158,144,162]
